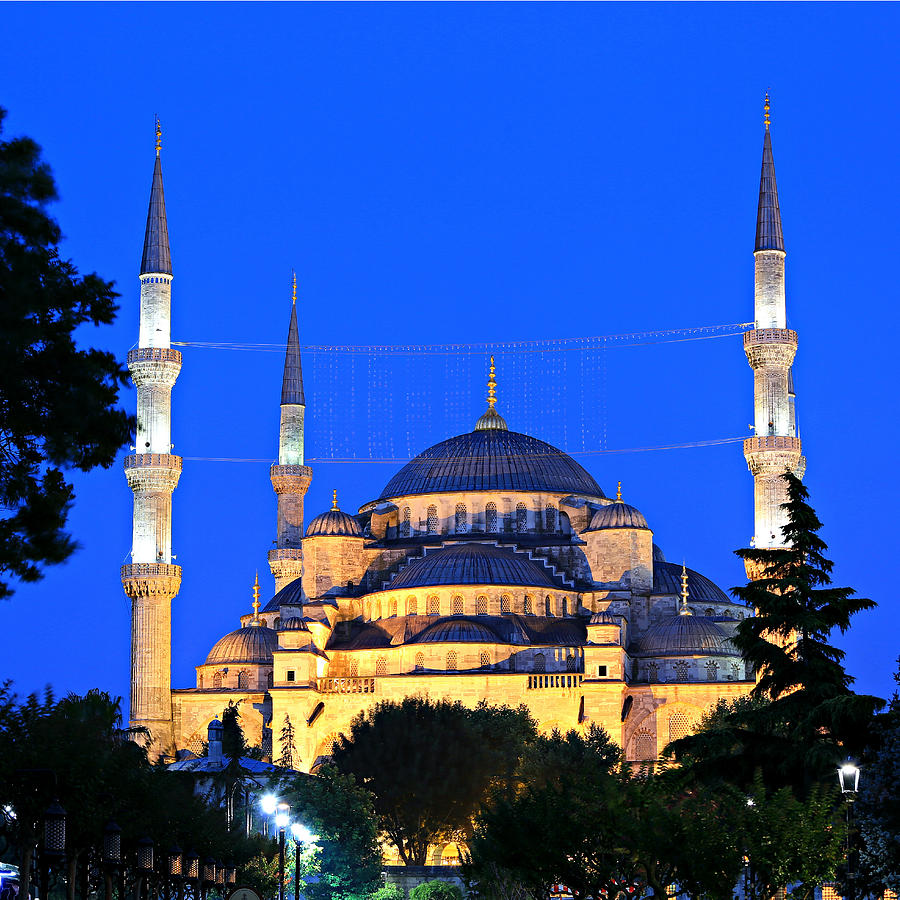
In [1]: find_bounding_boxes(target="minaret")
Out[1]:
[268,273,312,592]
[121,118,182,750]
[743,95,806,576]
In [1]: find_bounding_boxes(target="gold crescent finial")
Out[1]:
[155,116,162,156]
[764,91,770,131]
[291,269,297,304]
[487,355,497,409]
[616,481,622,502]
[251,571,261,624]
[332,489,338,510]
[679,562,692,615]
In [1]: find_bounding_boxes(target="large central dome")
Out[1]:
[378,429,604,500]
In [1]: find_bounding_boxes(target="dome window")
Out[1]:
[452,595,464,615]
[500,594,511,614]
[544,505,557,532]
[524,595,533,615]
[706,661,719,681]
[533,652,546,674]
[486,502,498,533]
[446,651,458,671]
[455,503,468,533]
[401,507,411,537]
[427,505,439,534]
[674,661,689,683]
[516,503,527,533]
[414,652,425,671]
[407,596,417,615]
[479,652,490,669]
[476,595,488,616]
[427,595,439,616]
[376,657,388,677]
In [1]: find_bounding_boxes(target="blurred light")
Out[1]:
[260,794,278,815]
[290,823,315,843]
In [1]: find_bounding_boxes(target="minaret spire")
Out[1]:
[268,272,313,592]
[743,99,805,576]
[678,563,692,616]
[474,354,508,431]
[122,120,183,754]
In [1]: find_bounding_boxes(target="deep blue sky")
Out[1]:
[1,3,898,706]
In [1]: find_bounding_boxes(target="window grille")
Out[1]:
[237,671,249,689]
[476,595,488,615]
[674,660,689,682]
[414,652,425,671]
[633,730,655,761]
[350,660,359,677]
[389,599,398,617]
[479,652,490,669]
[427,505,438,534]
[486,502,498,533]
[213,671,223,689]
[545,504,557,531]
[668,711,691,742]
[376,657,388,677]
[452,595,464,615]
[524,595,533,615]
[446,651,458,671]
[533,652,546,673]
[566,655,577,672]
[706,660,718,682]
[500,594,512,614]
[407,596,417,615]
[455,503,468,533]
[648,661,659,681]
[545,596,552,616]
[401,507,411,537]
[427,594,440,615]
[516,502,527,532]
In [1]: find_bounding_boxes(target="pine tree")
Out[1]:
[277,713,296,769]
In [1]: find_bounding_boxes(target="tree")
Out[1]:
[277,714,297,769]
[0,107,133,598]
[857,657,900,894]
[282,765,382,900]
[332,698,537,865]
[668,473,881,791]
[409,881,464,900]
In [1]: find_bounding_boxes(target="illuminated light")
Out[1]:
[290,823,316,844]
[260,794,278,815]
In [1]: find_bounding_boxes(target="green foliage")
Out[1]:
[668,473,881,792]
[222,700,250,761]
[332,698,537,866]
[857,657,900,894]
[282,765,382,900]
[241,851,280,900]
[368,886,404,900]
[0,106,133,598]
[409,880,463,900]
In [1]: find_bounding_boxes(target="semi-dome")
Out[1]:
[588,610,619,625]
[378,429,604,500]
[306,508,364,538]
[262,577,304,613]
[205,626,277,665]
[277,616,310,632]
[653,562,731,605]
[587,501,649,531]
[634,615,734,657]
[390,543,558,590]
[414,617,501,644]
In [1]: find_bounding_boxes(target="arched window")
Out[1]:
[545,504,557,532]
[266,670,274,688]
[414,652,425,671]
[237,670,249,689]
[389,599,398,617]
[427,505,439,534]
[401,507,411,537]
[476,595,488,616]
[668,711,691,743]
[705,608,715,617]
[674,661,689,683]
[533,652,546,673]
[479,652,490,669]
[500,594,512,614]
[524,594,533,615]
[516,502,527,533]
[452,595,464,615]
[427,594,440,615]
[562,597,568,617]
[545,596,552,616]
[350,659,359,677]
[633,730,656,761]
[376,657,388,677]
[485,502,498,533]
[566,655,577,672]
[407,595,417,615]
[455,503,468,533]
[706,660,718,682]
[213,671,223,689]
[446,651,458,671]
[274,617,281,629]
[731,662,741,680]
[648,661,659,682]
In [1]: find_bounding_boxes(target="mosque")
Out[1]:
[122,102,803,803]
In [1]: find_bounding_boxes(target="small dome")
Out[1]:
[277,617,310,632]
[474,407,509,432]
[588,501,649,531]
[391,543,558,590]
[415,617,501,644]
[634,615,734,657]
[306,508,364,538]
[589,611,619,625]
[205,626,277,665]
[263,577,303,613]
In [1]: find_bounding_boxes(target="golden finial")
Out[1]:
[251,571,261,624]
[155,116,162,156]
[764,91,770,131]
[679,562,692,615]
[332,489,339,510]
[616,481,622,502]
[487,356,497,409]
[291,269,297,305]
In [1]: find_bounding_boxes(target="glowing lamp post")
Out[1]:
[275,803,290,900]
[838,760,861,900]
[290,823,315,900]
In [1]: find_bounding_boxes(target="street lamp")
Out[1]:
[137,838,154,900]
[837,760,861,900]
[290,823,315,900]
[39,800,67,900]
[260,793,278,837]
[275,803,290,900]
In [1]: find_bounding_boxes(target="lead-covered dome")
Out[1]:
[378,429,604,499]
[306,508,364,537]
[390,543,558,590]
[634,615,734,657]
[414,617,501,643]
[653,562,731,605]
[587,501,649,531]
[205,626,278,665]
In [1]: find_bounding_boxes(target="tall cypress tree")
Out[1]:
[277,714,296,769]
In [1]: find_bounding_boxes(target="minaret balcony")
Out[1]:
[128,348,182,387]
[121,563,182,599]
[270,464,312,495]
[125,454,182,492]
[743,328,797,347]
[744,328,797,369]
[268,548,304,562]
[743,436,803,476]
